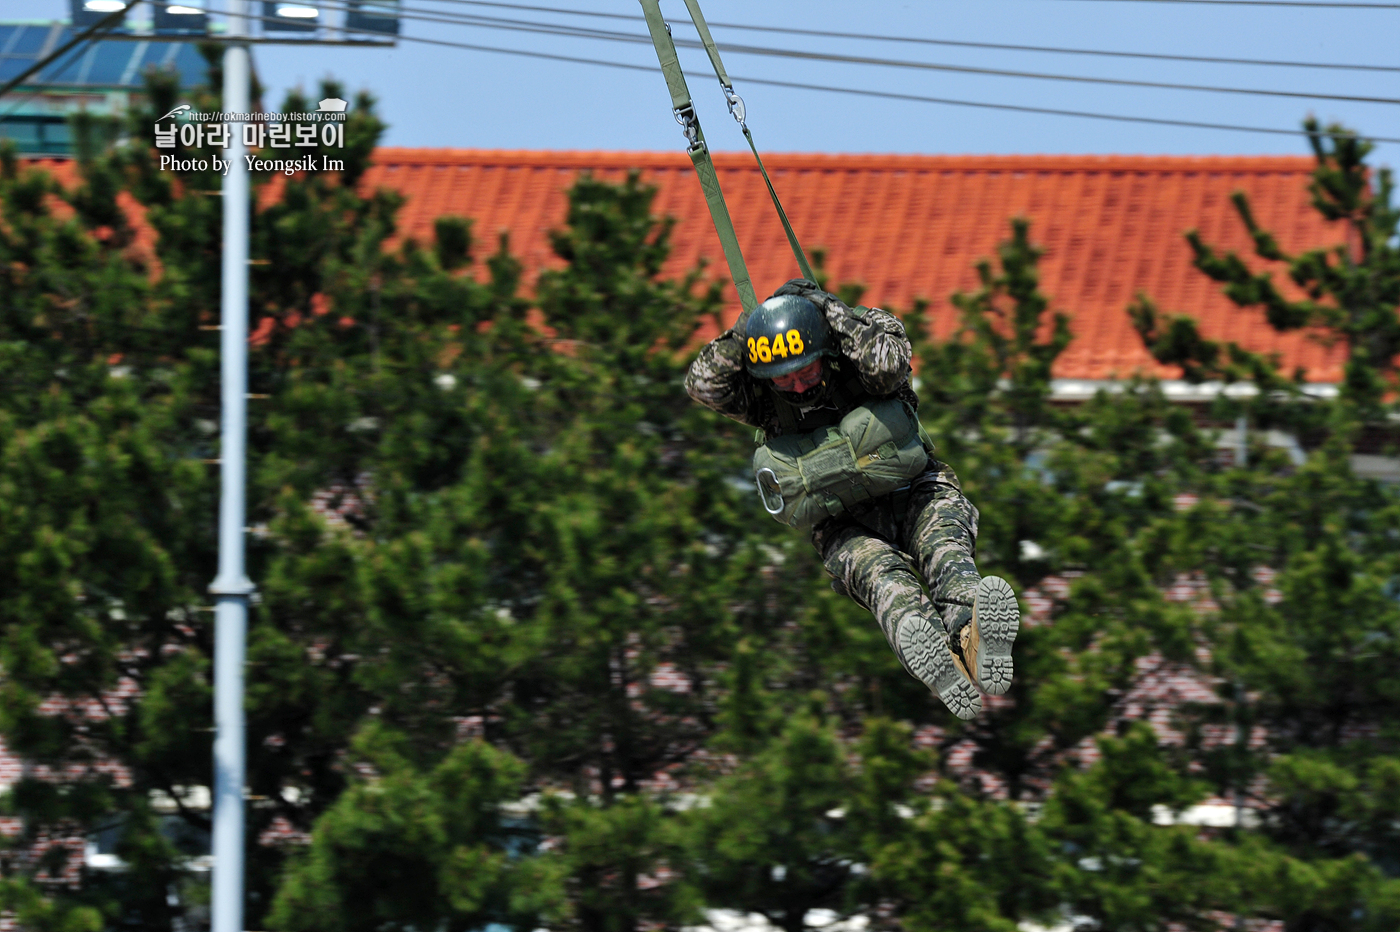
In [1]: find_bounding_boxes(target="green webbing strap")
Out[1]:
[638,0,757,313]
[739,126,816,284]
[680,0,732,89]
[639,0,693,114]
[677,0,816,284]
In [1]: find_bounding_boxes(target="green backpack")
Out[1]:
[753,398,930,528]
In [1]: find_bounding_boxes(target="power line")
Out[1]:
[733,74,1400,142]
[693,21,1400,75]
[144,0,1400,143]
[310,19,1400,143]
[677,37,1400,107]
[422,0,1400,74]
[325,1,1400,107]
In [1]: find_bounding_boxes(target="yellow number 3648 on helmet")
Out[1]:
[742,294,835,379]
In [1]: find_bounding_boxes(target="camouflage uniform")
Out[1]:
[684,279,983,681]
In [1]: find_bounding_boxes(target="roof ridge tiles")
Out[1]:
[370,148,1317,175]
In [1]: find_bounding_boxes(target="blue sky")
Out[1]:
[31,0,1400,167]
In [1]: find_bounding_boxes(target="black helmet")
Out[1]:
[742,294,834,379]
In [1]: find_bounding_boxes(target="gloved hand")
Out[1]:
[767,279,910,395]
[770,278,824,301]
[769,279,871,351]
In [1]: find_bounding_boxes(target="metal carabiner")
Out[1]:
[756,467,785,515]
[673,103,700,147]
[723,86,746,127]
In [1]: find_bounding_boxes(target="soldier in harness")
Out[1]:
[685,279,1020,720]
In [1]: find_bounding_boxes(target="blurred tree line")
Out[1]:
[0,57,1397,931]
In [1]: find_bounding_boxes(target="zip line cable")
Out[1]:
[131,1,1400,101]
[422,0,1400,74]
[332,2,1400,107]
[146,0,1400,144]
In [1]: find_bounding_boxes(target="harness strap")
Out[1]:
[638,0,757,313]
[679,0,731,88]
[675,0,815,283]
[771,388,800,434]
[740,126,815,283]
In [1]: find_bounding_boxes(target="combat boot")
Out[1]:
[948,576,1020,696]
[895,611,982,720]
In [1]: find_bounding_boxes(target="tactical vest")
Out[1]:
[752,362,933,528]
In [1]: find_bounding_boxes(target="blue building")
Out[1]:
[0,21,212,156]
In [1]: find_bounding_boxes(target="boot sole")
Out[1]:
[898,613,982,720]
[974,576,1019,696]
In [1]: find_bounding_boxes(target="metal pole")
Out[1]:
[211,2,253,930]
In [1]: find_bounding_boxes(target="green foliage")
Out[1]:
[1132,121,1400,413]
[944,217,1072,453]
[870,788,1055,932]
[1039,725,1223,930]
[1129,292,1291,391]
[0,878,102,932]
[5,68,1400,932]
[267,730,556,932]
[0,63,547,928]
[1113,124,1400,930]
[908,216,1209,795]
[688,712,867,932]
[541,793,695,932]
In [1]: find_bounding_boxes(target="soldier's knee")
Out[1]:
[923,497,979,539]
[812,517,860,564]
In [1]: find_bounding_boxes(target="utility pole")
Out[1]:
[52,2,395,927]
[209,2,253,931]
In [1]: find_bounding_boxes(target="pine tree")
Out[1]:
[0,63,557,928]
[1123,123,1400,929]
[8,62,1400,930]
[686,713,906,932]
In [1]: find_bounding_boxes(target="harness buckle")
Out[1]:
[723,86,746,127]
[673,103,700,148]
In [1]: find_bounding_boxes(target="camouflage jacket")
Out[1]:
[684,279,918,437]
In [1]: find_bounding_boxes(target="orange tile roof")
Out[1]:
[22,150,1350,382]
[365,149,1348,383]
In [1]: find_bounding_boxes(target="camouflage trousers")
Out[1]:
[812,459,981,656]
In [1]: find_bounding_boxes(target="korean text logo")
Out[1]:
[154,98,349,176]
